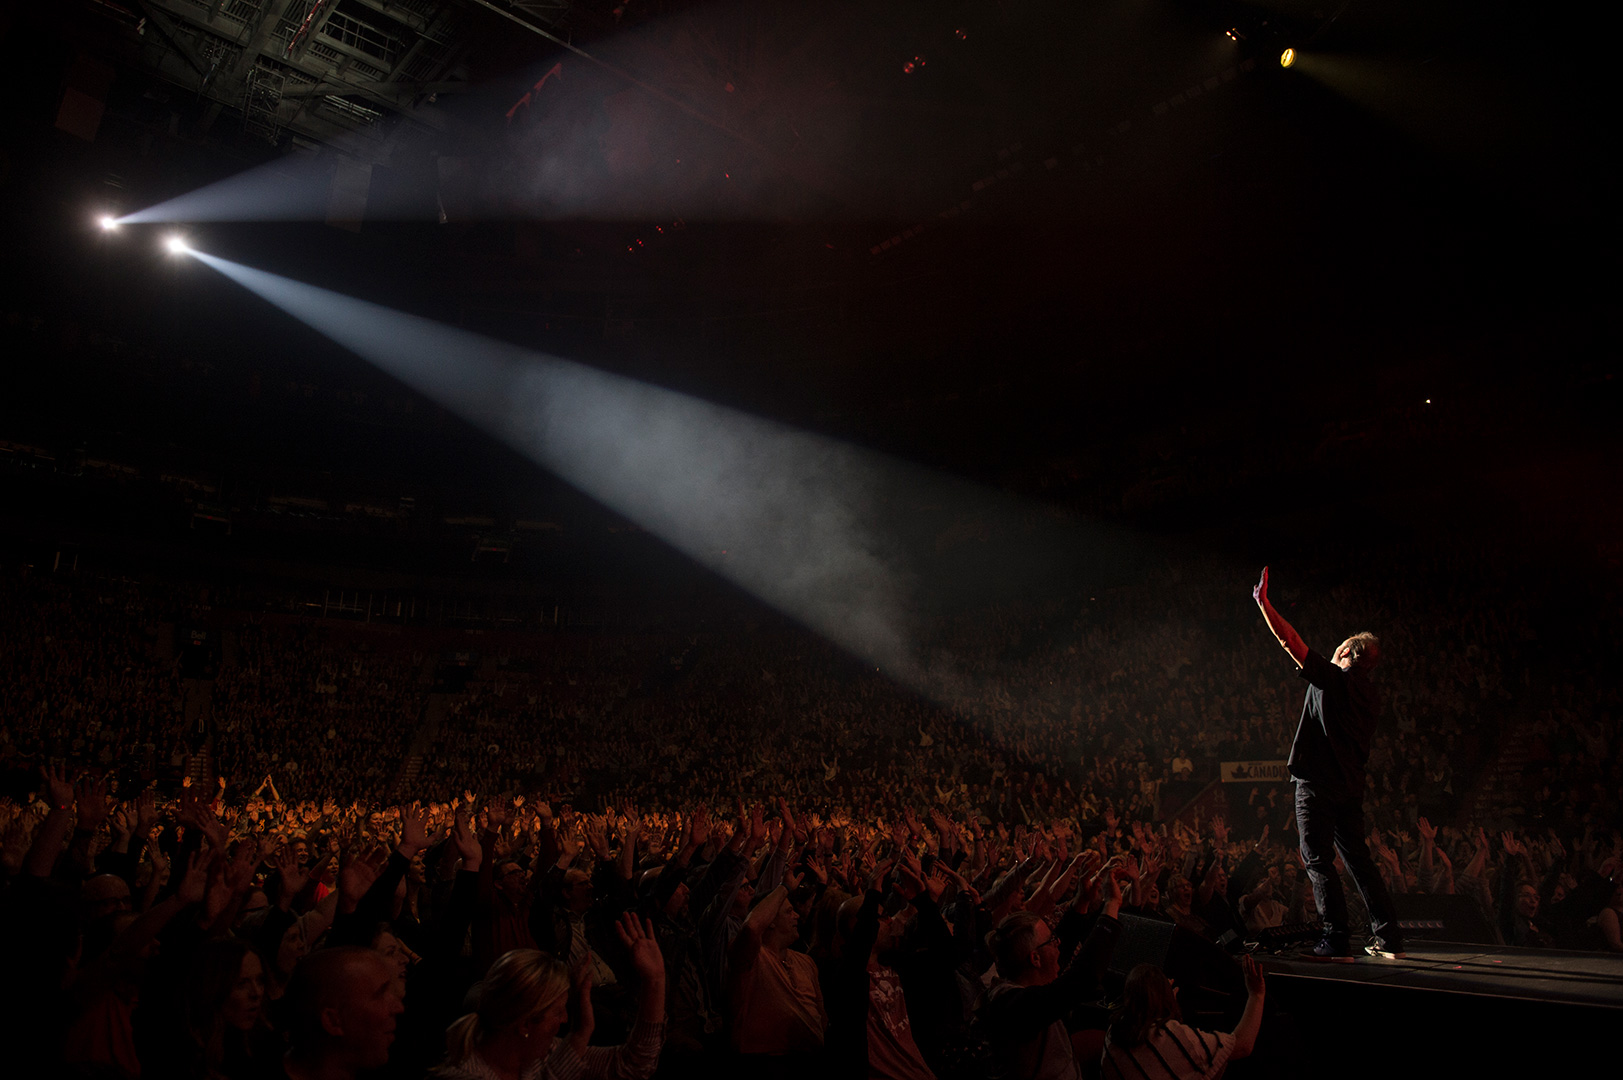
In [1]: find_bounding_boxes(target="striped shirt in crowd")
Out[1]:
[1102,1019,1234,1080]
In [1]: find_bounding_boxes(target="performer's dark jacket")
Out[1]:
[1286,648,1381,800]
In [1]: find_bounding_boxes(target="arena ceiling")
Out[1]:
[0,0,1609,528]
[67,0,569,147]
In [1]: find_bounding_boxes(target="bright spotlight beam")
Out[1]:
[98,215,120,232]
[165,235,191,255]
[187,249,924,681]
[119,155,341,224]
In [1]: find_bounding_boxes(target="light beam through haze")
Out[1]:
[187,248,922,680]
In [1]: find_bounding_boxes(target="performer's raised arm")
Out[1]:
[1253,566,1308,667]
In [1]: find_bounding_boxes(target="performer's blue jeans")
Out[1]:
[1294,780,1403,946]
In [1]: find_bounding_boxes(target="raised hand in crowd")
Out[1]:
[396,803,437,860]
[175,848,211,908]
[339,845,389,913]
[273,842,310,907]
[451,805,484,872]
[42,764,75,813]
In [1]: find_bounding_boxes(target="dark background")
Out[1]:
[0,0,1613,609]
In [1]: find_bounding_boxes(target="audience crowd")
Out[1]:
[1,542,1619,1078]
[212,622,427,806]
[0,574,189,791]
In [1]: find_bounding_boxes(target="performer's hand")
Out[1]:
[1253,567,1270,606]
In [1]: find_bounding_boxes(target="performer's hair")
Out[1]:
[1343,631,1381,670]
[1106,963,1182,1049]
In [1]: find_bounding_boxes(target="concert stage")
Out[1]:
[1259,942,1623,1009]
[1251,944,1622,1075]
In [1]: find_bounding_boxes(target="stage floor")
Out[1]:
[1257,942,1623,1009]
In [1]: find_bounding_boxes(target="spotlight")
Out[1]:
[1226,29,1244,42]
[1280,48,1296,68]
[164,235,190,255]
[98,215,120,232]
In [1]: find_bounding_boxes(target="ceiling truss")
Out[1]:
[98,0,572,149]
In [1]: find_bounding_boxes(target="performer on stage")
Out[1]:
[1252,567,1406,961]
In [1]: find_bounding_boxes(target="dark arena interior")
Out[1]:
[0,1,1615,1076]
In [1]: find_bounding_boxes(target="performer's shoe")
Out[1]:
[1365,942,1408,960]
[1307,937,1355,963]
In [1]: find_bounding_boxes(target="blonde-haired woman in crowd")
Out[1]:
[433,912,666,1080]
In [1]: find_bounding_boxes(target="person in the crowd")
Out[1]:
[1499,876,1555,949]
[823,861,937,1080]
[282,946,405,1080]
[1101,957,1267,1079]
[1596,879,1623,952]
[83,872,135,922]
[433,912,665,1080]
[728,881,827,1070]
[182,938,281,1080]
[977,862,1123,1080]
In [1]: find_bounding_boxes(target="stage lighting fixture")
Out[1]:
[164,235,190,255]
[98,215,119,232]
[1280,48,1296,68]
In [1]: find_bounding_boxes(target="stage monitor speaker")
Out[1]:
[1108,914,1176,977]
[1106,915,1243,1027]
[1392,893,1498,945]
